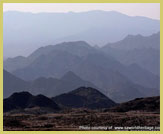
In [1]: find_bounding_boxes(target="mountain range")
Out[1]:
[102,32,160,75]
[4,34,160,102]
[3,23,160,103]
[4,10,160,58]
[3,70,97,98]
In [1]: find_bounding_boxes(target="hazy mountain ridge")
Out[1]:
[29,71,97,97]
[4,10,160,57]
[4,41,94,73]
[3,70,97,98]
[102,32,160,75]
[105,32,160,50]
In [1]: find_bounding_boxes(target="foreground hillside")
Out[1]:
[53,87,116,109]
[4,94,160,131]
[4,92,60,112]
[108,96,160,112]
[109,96,160,113]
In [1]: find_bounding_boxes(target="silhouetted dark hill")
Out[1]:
[4,92,60,112]
[107,96,160,112]
[52,87,116,109]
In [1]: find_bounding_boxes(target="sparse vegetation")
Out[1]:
[4,109,160,131]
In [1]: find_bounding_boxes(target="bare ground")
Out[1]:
[3,109,160,131]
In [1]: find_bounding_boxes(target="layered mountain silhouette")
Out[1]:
[4,41,94,73]
[29,71,97,97]
[4,37,160,102]
[52,87,116,109]
[102,32,160,75]
[3,70,29,98]
[4,92,60,112]
[4,69,97,98]
[107,96,160,112]
[4,10,160,58]
[105,32,160,50]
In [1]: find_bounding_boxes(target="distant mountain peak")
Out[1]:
[104,32,160,51]
[61,71,82,81]
[6,56,26,61]
[124,31,160,41]
[125,34,143,39]
[83,10,128,16]
[56,41,91,48]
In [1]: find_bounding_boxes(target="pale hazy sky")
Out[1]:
[3,3,160,20]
